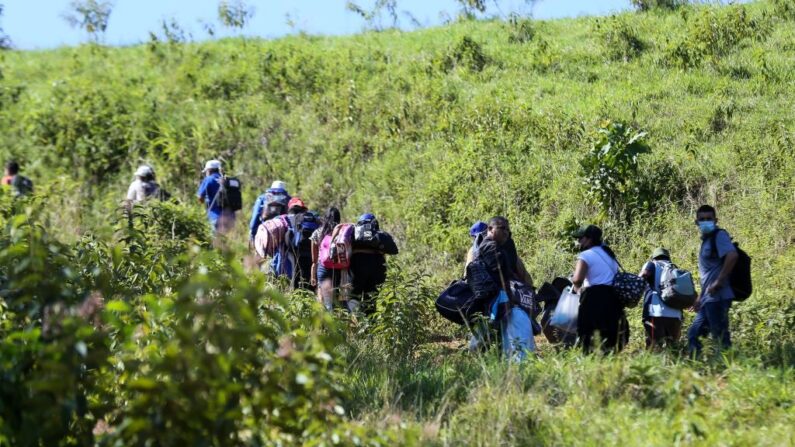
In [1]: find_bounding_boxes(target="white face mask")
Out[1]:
[698,221,716,235]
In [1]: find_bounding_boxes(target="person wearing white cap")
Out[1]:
[125,164,161,204]
[248,180,291,243]
[197,159,235,232]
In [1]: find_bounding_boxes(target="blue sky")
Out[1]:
[3,0,631,50]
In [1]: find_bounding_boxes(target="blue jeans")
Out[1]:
[687,299,732,356]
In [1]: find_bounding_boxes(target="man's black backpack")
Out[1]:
[219,177,243,212]
[710,230,752,301]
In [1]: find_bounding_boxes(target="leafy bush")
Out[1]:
[369,264,437,360]
[769,0,795,20]
[595,15,646,62]
[631,0,687,11]
[579,120,650,216]
[665,5,771,68]
[507,15,535,44]
[437,36,489,73]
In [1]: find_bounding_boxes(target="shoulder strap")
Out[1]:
[592,246,621,274]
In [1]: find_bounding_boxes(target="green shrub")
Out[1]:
[665,5,771,68]
[631,0,687,11]
[769,0,795,20]
[507,15,535,44]
[437,36,489,73]
[579,120,651,217]
[595,15,646,62]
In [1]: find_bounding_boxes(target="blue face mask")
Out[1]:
[698,221,716,235]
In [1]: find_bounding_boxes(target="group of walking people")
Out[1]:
[115,160,748,356]
[449,204,748,359]
[193,159,398,313]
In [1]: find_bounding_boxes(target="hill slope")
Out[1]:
[0,1,794,444]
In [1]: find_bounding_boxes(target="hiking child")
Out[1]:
[310,207,350,311]
[349,213,399,314]
[571,224,629,354]
[687,204,738,357]
[470,216,536,358]
[249,181,291,244]
[2,160,33,197]
[125,165,161,204]
[196,159,236,233]
[639,248,684,349]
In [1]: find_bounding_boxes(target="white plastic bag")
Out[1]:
[549,286,579,334]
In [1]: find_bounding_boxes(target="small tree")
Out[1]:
[218,0,254,32]
[62,0,113,44]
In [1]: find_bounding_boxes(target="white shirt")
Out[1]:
[577,246,618,288]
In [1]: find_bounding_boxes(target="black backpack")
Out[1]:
[710,230,752,301]
[219,177,243,212]
[354,218,380,249]
[11,175,33,197]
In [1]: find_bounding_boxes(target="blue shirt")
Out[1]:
[197,173,223,218]
[699,229,737,303]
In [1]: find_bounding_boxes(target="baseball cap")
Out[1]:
[288,197,306,210]
[571,224,602,241]
[651,247,671,260]
[203,160,222,172]
[469,221,488,237]
[134,165,153,177]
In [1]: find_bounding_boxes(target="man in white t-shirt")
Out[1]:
[639,248,683,349]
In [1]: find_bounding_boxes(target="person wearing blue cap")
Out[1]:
[349,212,398,313]
[464,221,489,276]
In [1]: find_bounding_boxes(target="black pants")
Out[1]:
[578,285,629,354]
[644,317,682,349]
[350,253,387,313]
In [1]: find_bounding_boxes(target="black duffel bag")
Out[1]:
[435,279,488,325]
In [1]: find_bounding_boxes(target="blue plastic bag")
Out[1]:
[501,307,536,361]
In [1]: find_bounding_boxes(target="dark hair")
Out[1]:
[488,216,509,230]
[5,161,19,175]
[696,204,716,216]
[320,207,341,237]
[599,244,618,261]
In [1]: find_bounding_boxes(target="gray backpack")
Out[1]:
[656,261,697,310]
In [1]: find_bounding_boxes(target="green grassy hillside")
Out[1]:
[0,1,794,445]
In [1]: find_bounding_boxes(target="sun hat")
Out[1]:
[134,165,153,177]
[202,159,222,172]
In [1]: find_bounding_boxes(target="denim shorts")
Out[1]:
[317,264,343,286]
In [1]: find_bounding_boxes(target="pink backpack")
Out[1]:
[320,223,354,269]
[254,215,289,258]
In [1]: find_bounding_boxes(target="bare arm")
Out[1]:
[310,240,319,286]
[571,259,588,294]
